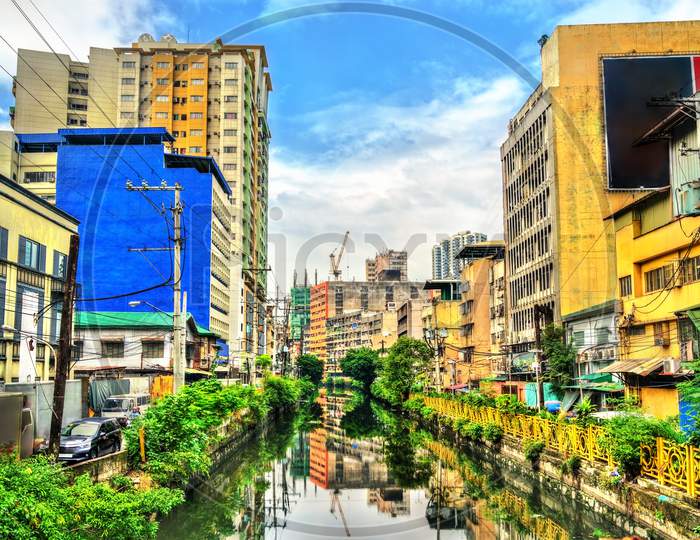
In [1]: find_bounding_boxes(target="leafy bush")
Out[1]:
[483,423,503,443]
[297,354,324,385]
[125,377,304,487]
[495,394,528,415]
[109,474,133,492]
[541,324,575,399]
[573,397,597,426]
[560,455,582,476]
[461,422,483,441]
[523,440,545,463]
[458,390,496,408]
[598,413,683,477]
[263,374,302,411]
[0,454,182,539]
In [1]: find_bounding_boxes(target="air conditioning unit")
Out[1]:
[662,358,681,375]
[678,181,700,216]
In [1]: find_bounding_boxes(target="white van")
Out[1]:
[101,393,151,423]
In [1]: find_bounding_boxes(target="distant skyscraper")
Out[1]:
[431,231,487,279]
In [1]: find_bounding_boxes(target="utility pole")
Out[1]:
[49,234,79,457]
[127,180,185,392]
[533,304,545,411]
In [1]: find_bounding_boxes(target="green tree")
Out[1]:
[340,347,379,388]
[541,324,575,399]
[256,354,272,372]
[372,337,433,406]
[297,353,324,385]
[679,358,700,443]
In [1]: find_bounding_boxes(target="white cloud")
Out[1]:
[0,0,177,87]
[556,0,699,25]
[268,75,529,289]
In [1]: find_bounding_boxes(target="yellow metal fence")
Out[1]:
[641,438,700,498]
[421,395,613,467]
[420,395,700,498]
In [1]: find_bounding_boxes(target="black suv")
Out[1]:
[58,418,122,462]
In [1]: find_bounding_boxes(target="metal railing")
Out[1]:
[421,394,700,498]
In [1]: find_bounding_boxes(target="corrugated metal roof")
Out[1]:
[597,358,664,376]
[75,311,218,338]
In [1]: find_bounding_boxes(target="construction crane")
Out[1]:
[330,489,351,537]
[329,230,350,280]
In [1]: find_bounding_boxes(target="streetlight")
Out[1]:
[127,300,166,313]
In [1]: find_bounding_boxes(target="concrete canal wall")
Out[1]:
[430,419,700,539]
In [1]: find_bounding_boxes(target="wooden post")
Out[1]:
[48,234,79,457]
[139,425,146,463]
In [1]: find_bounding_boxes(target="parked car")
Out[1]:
[101,393,151,425]
[58,418,121,462]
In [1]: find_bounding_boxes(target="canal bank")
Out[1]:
[410,394,700,539]
[158,390,641,539]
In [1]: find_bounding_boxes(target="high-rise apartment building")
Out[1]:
[365,249,408,281]
[431,231,487,280]
[8,34,272,362]
[501,21,700,351]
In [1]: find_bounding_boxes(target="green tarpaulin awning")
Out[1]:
[688,309,700,334]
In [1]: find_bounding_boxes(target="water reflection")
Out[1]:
[159,390,628,539]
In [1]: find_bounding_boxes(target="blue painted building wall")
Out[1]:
[53,129,221,338]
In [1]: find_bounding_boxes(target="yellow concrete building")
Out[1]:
[422,282,462,390]
[502,21,700,351]
[0,173,79,382]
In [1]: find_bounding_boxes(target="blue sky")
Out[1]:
[0,0,697,289]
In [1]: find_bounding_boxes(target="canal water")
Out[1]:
[159,390,632,539]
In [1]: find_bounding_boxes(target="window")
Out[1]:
[595,327,609,345]
[224,95,238,102]
[629,325,646,336]
[122,61,135,69]
[142,340,164,358]
[571,330,585,347]
[173,114,187,121]
[644,264,673,293]
[101,341,124,358]
[223,146,237,153]
[683,255,700,284]
[385,286,394,303]
[156,77,168,85]
[334,287,344,313]
[223,163,237,171]
[223,129,237,136]
[190,112,203,119]
[120,94,134,102]
[72,341,82,361]
[53,251,67,279]
[224,62,238,69]
[175,63,188,71]
[189,146,202,153]
[0,227,7,260]
[23,171,55,183]
[174,80,187,88]
[191,78,204,86]
[120,111,134,119]
[121,77,135,85]
[155,112,168,119]
[189,129,202,136]
[410,286,419,299]
[223,112,237,120]
[155,95,169,102]
[191,95,203,102]
[619,275,632,297]
[18,236,45,272]
[224,78,238,86]
[156,61,170,69]
[191,61,204,69]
